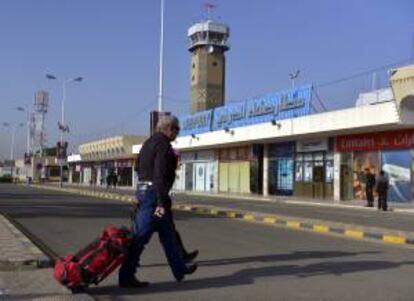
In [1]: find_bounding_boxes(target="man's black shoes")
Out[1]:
[186,263,198,275]
[176,263,198,282]
[183,249,199,263]
[119,277,150,288]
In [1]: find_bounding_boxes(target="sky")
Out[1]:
[0,0,413,160]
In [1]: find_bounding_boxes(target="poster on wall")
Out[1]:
[381,150,412,203]
[352,152,379,200]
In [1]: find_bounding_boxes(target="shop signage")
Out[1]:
[180,152,196,161]
[178,85,312,136]
[297,139,328,152]
[337,129,414,152]
[68,154,81,162]
[115,160,132,168]
[196,150,215,161]
[269,142,295,158]
[212,85,312,131]
[179,110,212,136]
[219,146,251,161]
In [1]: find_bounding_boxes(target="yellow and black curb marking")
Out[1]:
[31,185,413,247]
[173,204,413,247]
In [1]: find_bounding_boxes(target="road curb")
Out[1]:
[177,191,414,214]
[0,212,51,268]
[30,184,414,247]
[173,203,414,247]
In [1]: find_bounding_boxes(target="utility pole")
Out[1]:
[158,0,165,113]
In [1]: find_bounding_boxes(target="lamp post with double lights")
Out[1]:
[16,105,33,182]
[16,106,31,154]
[158,0,165,113]
[289,69,300,89]
[46,73,83,187]
[2,122,24,178]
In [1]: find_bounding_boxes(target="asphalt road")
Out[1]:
[1,184,414,301]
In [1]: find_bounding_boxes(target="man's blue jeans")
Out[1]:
[119,187,187,282]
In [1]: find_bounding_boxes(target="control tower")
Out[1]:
[188,16,230,113]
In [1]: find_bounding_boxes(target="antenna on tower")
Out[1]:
[204,3,216,20]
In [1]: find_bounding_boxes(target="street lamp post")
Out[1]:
[16,106,31,154]
[2,122,24,179]
[289,69,300,89]
[17,106,32,183]
[158,0,165,112]
[46,74,83,188]
[11,123,24,161]
[2,122,10,159]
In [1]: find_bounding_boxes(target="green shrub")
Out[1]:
[0,175,13,183]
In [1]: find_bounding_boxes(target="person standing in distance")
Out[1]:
[376,170,389,211]
[118,115,197,288]
[365,168,376,207]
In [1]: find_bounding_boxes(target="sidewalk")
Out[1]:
[42,182,414,212]
[35,183,414,247]
[0,212,93,300]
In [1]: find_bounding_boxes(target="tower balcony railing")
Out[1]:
[188,39,230,51]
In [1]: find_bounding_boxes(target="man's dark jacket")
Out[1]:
[137,132,177,207]
[366,173,376,189]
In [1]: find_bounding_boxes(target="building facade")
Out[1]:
[168,65,414,203]
[70,65,414,205]
[69,135,145,188]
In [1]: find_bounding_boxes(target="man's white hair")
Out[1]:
[156,114,179,132]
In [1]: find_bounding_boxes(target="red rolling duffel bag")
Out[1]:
[53,226,133,290]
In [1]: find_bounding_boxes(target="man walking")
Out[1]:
[376,170,389,211]
[365,169,376,207]
[169,149,198,262]
[118,115,197,288]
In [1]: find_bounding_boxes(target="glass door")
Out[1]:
[277,159,294,195]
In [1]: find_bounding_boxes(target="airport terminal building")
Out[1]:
[169,64,414,203]
[69,64,414,204]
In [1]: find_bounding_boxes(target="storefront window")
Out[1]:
[325,152,334,183]
[295,162,303,181]
[302,153,313,183]
[325,160,334,183]
[304,161,313,182]
[314,152,324,161]
[295,154,303,182]
[353,151,379,199]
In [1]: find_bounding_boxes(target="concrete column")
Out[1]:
[96,168,101,186]
[213,158,219,193]
[263,144,269,197]
[333,147,341,202]
[132,169,137,189]
[69,167,73,184]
